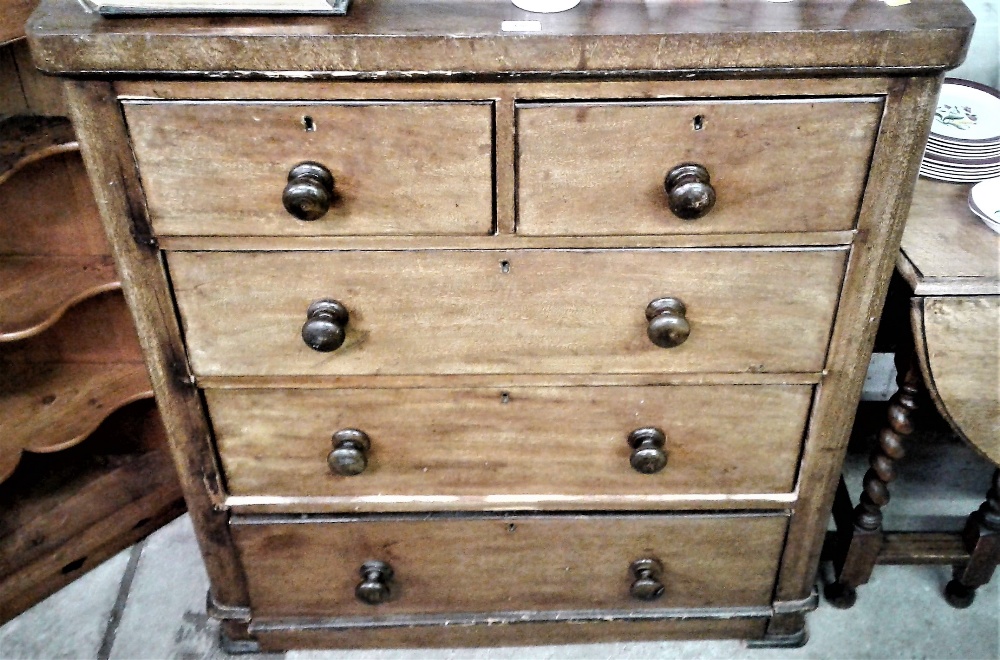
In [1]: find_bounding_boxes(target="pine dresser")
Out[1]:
[26,0,973,651]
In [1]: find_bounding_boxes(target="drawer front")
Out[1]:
[211,384,811,505]
[517,98,882,236]
[232,513,787,617]
[123,101,493,237]
[169,248,847,377]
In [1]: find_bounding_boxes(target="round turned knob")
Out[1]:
[645,297,690,349]
[301,299,349,352]
[283,161,335,221]
[356,560,393,605]
[628,427,668,474]
[664,163,716,220]
[328,429,371,476]
[630,558,665,601]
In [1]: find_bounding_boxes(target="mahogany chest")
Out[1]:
[27,0,973,650]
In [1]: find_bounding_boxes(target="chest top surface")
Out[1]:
[27,0,973,77]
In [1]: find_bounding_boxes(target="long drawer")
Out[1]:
[231,513,787,617]
[123,100,494,237]
[517,97,882,236]
[210,384,812,507]
[168,248,847,377]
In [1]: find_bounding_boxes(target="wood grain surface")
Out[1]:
[168,247,847,377]
[0,0,36,47]
[251,616,766,650]
[916,296,1000,465]
[0,362,152,483]
[64,80,251,611]
[0,404,184,624]
[208,384,811,506]
[766,76,943,638]
[124,101,493,237]
[0,256,120,342]
[0,149,106,256]
[517,98,880,236]
[26,0,974,75]
[898,178,1000,296]
[232,513,786,617]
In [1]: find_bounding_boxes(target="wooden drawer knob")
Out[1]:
[328,429,371,476]
[283,161,335,221]
[628,427,668,474]
[356,560,394,605]
[645,297,690,349]
[664,163,715,220]
[630,558,665,601]
[301,299,349,352]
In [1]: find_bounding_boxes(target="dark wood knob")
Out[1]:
[628,427,667,474]
[328,429,370,476]
[645,297,690,349]
[356,560,393,605]
[301,299,348,352]
[283,161,335,221]
[630,558,665,601]
[664,163,715,220]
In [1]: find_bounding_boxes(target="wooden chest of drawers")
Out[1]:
[27,0,973,651]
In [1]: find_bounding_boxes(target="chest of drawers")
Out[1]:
[27,0,973,651]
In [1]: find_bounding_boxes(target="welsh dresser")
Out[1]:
[27,0,974,651]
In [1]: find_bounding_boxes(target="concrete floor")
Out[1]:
[2,359,999,659]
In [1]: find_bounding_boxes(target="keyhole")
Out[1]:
[500,392,510,404]
[500,260,510,273]
[693,115,704,131]
[302,115,316,131]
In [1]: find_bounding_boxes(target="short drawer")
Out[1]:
[211,384,811,508]
[123,101,493,236]
[231,513,787,617]
[517,98,882,236]
[168,247,847,377]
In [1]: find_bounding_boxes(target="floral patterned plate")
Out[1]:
[931,79,1000,145]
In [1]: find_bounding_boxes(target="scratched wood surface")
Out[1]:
[208,384,811,507]
[124,101,493,237]
[518,98,881,236]
[168,247,847,377]
[915,296,1000,465]
[26,0,974,75]
[251,617,766,650]
[898,178,1000,296]
[232,513,786,617]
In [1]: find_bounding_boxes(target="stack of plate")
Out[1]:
[920,79,1000,183]
[969,178,1000,235]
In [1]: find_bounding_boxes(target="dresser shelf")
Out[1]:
[0,401,184,624]
[0,255,120,342]
[0,29,182,622]
[0,361,153,483]
[0,114,76,186]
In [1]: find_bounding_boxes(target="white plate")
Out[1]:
[932,79,1000,143]
[920,168,1000,183]
[925,141,1000,159]
[921,162,1000,176]
[969,178,1000,227]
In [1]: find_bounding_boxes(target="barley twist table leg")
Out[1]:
[944,469,1000,608]
[826,349,921,608]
